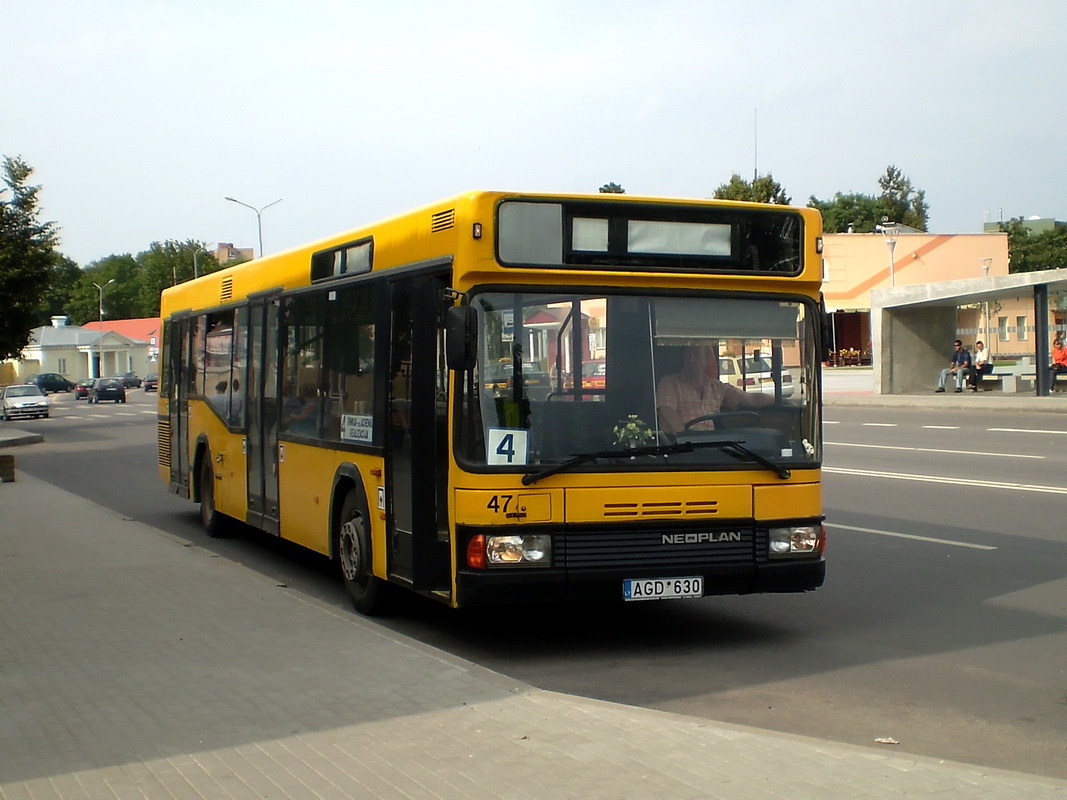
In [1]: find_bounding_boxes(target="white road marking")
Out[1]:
[922,425,959,430]
[825,441,1043,459]
[861,423,897,427]
[828,523,997,551]
[987,428,1067,435]
[825,466,1067,495]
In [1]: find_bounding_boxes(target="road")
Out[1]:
[8,391,1067,779]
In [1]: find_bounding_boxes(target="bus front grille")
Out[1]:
[560,525,759,569]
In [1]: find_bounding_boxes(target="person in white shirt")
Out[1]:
[968,340,991,391]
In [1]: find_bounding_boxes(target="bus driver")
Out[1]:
[657,345,773,433]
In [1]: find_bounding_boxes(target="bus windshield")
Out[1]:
[456,291,820,473]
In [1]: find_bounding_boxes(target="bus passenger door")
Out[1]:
[385,272,451,597]
[166,318,191,496]
[246,299,281,534]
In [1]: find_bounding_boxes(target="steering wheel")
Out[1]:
[683,411,761,430]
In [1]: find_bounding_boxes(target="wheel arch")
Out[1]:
[191,434,211,504]
[329,463,372,562]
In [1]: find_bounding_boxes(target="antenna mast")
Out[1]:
[753,108,758,181]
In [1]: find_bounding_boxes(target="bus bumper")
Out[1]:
[456,558,825,608]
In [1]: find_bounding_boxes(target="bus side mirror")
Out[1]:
[819,297,833,363]
[446,305,476,371]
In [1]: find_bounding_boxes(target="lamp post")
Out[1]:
[224,196,282,258]
[981,257,993,347]
[92,278,116,379]
[192,244,206,279]
[879,221,899,287]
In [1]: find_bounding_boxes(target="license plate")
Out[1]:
[623,576,703,601]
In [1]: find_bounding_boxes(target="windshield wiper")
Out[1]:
[714,440,792,480]
[521,440,790,485]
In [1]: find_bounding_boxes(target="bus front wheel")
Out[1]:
[338,490,389,615]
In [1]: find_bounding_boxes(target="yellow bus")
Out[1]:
[158,191,827,614]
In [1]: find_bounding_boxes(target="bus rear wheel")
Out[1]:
[198,452,228,538]
[338,490,389,615]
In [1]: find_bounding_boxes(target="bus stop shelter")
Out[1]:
[870,268,1067,396]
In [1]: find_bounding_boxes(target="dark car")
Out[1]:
[24,372,76,394]
[2,384,50,420]
[483,360,551,401]
[142,373,159,392]
[88,378,126,404]
[112,372,142,388]
[73,378,95,400]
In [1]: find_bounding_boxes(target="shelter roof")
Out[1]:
[871,268,1067,310]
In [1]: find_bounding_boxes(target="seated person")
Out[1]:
[208,380,228,412]
[657,345,773,433]
[1051,337,1067,389]
[283,382,319,433]
[936,340,971,393]
[969,340,992,390]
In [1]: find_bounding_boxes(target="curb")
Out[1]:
[0,429,44,449]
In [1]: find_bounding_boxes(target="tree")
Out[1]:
[999,219,1067,274]
[809,165,929,233]
[807,192,885,233]
[599,182,625,194]
[0,156,59,360]
[713,172,790,205]
[877,165,929,231]
[135,240,219,317]
[66,256,140,326]
[36,252,82,326]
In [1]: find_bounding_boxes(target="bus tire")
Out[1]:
[338,489,389,615]
[198,451,228,538]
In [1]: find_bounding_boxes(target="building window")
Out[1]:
[998,317,1009,342]
[1016,316,1028,341]
[57,358,67,374]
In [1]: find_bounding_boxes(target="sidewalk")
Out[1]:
[822,367,1067,413]
[3,470,1067,798]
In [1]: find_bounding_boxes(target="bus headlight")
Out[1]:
[768,525,821,556]
[483,534,552,566]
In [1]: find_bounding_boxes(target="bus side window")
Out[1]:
[323,283,377,444]
[281,294,325,438]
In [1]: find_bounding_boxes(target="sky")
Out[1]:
[5,0,1067,267]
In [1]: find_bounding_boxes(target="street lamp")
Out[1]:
[879,221,899,287]
[224,196,282,258]
[980,257,993,345]
[192,243,207,279]
[92,278,116,378]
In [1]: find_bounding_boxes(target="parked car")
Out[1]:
[88,378,126,404]
[73,378,95,399]
[142,373,159,392]
[582,360,607,390]
[24,372,75,394]
[2,384,50,420]
[483,360,551,401]
[112,372,142,388]
[718,355,795,398]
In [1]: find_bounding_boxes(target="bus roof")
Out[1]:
[160,190,822,317]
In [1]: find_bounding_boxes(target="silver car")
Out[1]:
[1,384,50,421]
[718,355,796,398]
